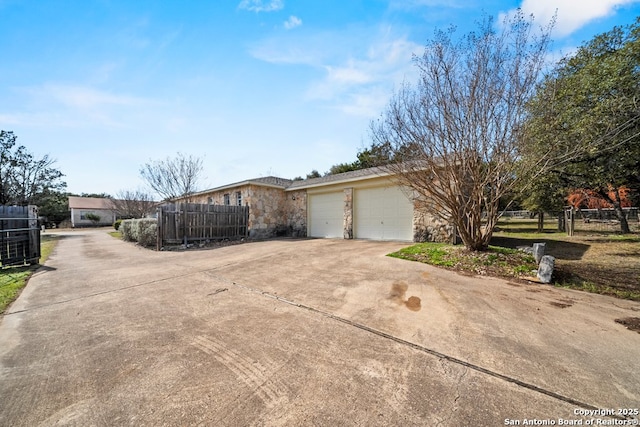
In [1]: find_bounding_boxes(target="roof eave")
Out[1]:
[189,180,288,197]
[285,169,395,191]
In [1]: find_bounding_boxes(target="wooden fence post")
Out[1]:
[156,205,163,251]
[565,207,575,237]
[182,202,188,247]
[27,205,40,264]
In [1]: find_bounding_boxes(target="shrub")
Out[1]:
[136,219,157,247]
[120,218,157,247]
[85,213,101,224]
[114,219,122,231]
[120,219,136,242]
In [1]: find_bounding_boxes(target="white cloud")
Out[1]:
[308,36,420,117]
[251,26,421,117]
[389,0,470,9]
[249,31,335,65]
[325,63,373,85]
[504,0,640,37]
[334,87,395,117]
[1,84,154,128]
[284,15,302,30]
[238,0,284,13]
[38,84,146,109]
[0,113,28,126]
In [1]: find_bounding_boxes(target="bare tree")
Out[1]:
[110,189,157,219]
[371,12,554,251]
[140,153,203,201]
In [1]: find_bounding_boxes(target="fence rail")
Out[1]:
[498,208,640,234]
[502,208,639,221]
[157,203,249,248]
[0,205,40,266]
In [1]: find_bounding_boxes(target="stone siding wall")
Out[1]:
[412,200,454,243]
[245,185,284,238]
[343,188,353,239]
[191,185,306,239]
[284,190,307,237]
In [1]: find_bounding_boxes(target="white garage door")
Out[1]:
[308,192,344,238]
[354,186,413,241]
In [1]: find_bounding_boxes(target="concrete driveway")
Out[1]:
[1,229,639,426]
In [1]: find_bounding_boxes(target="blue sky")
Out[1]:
[1,0,639,197]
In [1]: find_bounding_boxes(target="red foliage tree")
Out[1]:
[567,187,633,209]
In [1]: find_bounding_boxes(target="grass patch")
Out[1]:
[555,280,640,301]
[109,231,122,239]
[493,221,640,301]
[552,266,640,301]
[0,234,59,314]
[392,218,640,301]
[389,241,537,279]
[0,267,31,313]
[389,242,457,267]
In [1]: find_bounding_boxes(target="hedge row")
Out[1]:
[120,218,157,247]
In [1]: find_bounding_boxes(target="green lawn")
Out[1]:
[0,234,59,313]
[389,242,538,281]
[390,218,640,301]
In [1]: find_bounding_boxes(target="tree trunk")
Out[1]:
[537,211,544,233]
[596,187,630,234]
[456,220,482,251]
[557,213,565,232]
[611,188,630,234]
[456,211,493,251]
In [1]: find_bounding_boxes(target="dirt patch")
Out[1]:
[492,231,640,301]
[615,317,640,333]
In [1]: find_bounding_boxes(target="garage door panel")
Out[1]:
[354,186,413,241]
[309,192,343,238]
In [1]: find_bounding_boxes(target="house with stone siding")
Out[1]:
[186,167,453,242]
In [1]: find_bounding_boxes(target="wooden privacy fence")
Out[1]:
[0,205,40,266]
[157,203,249,249]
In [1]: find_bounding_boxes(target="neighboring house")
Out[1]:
[68,196,116,227]
[186,167,453,243]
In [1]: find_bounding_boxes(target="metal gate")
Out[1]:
[0,205,40,266]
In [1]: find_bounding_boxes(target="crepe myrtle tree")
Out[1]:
[110,189,157,219]
[140,153,203,202]
[370,11,555,251]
